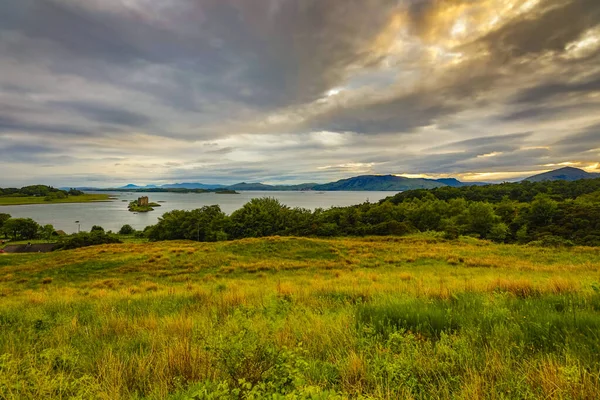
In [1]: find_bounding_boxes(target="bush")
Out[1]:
[528,235,574,248]
[148,206,227,242]
[488,223,510,243]
[119,224,134,235]
[44,191,67,201]
[55,232,122,250]
[370,221,416,236]
[90,225,105,233]
[228,198,290,239]
[68,188,84,196]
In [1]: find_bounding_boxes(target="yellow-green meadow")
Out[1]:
[1,235,599,399]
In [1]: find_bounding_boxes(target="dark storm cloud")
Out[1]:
[514,75,600,105]
[1,0,402,108]
[474,0,600,60]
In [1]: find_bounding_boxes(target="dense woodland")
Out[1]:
[2,179,600,247]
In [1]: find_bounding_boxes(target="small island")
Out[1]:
[128,196,161,212]
[214,189,238,194]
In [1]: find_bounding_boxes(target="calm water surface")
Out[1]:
[0,191,396,233]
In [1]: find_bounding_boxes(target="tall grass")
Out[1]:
[0,235,600,398]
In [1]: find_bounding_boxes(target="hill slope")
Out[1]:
[524,167,599,182]
[312,175,445,191]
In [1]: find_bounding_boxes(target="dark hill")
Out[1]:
[312,175,444,191]
[524,167,599,182]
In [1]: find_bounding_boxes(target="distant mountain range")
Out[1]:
[524,167,599,182]
[113,174,487,192]
[121,183,226,190]
[66,167,598,192]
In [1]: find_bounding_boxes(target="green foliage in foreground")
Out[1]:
[1,237,600,398]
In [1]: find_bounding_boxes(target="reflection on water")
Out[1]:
[0,191,397,233]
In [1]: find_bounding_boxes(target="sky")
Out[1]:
[1,0,599,187]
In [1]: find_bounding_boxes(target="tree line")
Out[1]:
[0,185,84,200]
[2,178,600,248]
[144,178,600,246]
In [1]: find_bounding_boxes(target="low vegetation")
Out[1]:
[54,231,123,250]
[0,185,110,206]
[1,235,599,399]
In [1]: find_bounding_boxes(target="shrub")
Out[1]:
[119,224,134,235]
[529,235,574,248]
[55,231,122,250]
[228,198,290,239]
[488,223,509,243]
[90,225,105,233]
[370,221,416,236]
[148,206,227,242]
[44,191,67,201]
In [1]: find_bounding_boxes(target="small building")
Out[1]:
[138,196,149,206]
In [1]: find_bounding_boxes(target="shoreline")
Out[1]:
[0,194,114,206]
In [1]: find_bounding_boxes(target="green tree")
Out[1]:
[489,223,510,243]
[68,188,84,196]
[119,224,135,235]
[0,213,10,229]
[465,202,496,238]
[40,224,55,241]
[228,198,290,239]
[148,205,227,241]
[516,225,530,244]
[1,218,40,240]
[495,196,517,224]
[529,195,558,227]
[90,225,105,233]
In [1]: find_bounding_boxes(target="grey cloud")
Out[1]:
[50,101,152,127]
[474,0,600,61]
[1,0,401,109]
[0,115,94,136]
[514,76,600,105]
[553,123,600,153]
[206,147,235,155]
[0,141,64,163]
[429,132,533,152]
[498,104,597,122]
[305,89,462,134]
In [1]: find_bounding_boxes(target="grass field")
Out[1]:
[0,194,113,206]
[1,235,599,399]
